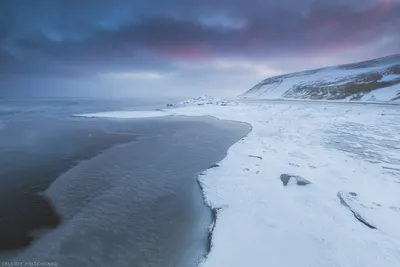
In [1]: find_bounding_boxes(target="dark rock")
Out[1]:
[280,174,292,186]
[296,177,311,186]
[280,174,311,187]
[166,103,174,107]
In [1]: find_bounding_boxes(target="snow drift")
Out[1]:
[242,54,400,102]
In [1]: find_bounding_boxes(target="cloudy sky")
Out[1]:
[0,0,399,97]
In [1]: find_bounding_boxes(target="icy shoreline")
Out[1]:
[76,99,400,267]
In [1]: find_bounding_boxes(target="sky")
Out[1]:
[0,0,399,98]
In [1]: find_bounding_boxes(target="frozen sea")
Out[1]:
[0,97,251,267]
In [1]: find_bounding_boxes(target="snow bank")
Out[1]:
[73,110,172,119]
[74,99,400,266]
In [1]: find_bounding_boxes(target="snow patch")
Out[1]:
[380,74,400,82]
[361,84,400,102]
[73,110,172,119]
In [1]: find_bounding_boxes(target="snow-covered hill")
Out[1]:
[242,54,400,102]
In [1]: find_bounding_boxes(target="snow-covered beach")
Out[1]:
[77,98,400,267]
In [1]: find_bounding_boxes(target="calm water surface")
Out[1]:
[0,98,250,267]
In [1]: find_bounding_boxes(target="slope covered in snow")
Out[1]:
[242,54,400,102]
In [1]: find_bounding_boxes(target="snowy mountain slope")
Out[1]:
[242,54,400,102]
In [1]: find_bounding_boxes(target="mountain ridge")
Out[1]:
[242,54,400,102]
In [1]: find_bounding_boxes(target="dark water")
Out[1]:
[0,98,250,267]
[0,97,181,121]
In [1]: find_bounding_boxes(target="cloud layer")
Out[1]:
[1,0,399,96]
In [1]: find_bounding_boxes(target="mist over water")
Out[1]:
[0,98,250,267]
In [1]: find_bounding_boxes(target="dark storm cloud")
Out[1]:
[0,0,399,96]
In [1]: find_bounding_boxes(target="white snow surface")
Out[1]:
[76,99,400,267]
[361,83,400,102]
[74,110,172,119]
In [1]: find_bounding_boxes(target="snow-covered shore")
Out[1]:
[76,99,400,267]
